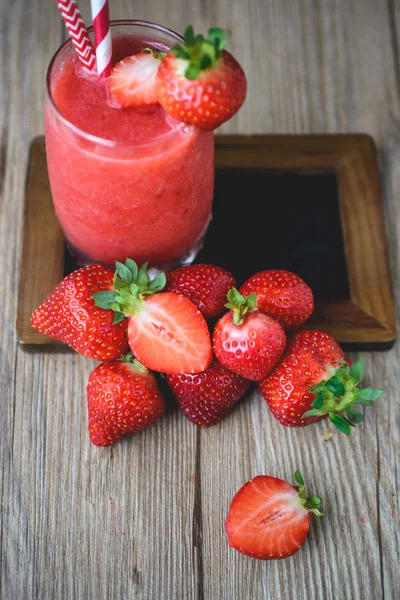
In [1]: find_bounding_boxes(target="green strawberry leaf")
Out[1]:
[147,272,167,292]
[184,25,195,46]
[172,45,190,59]
[113,274,125,292]
[246,293,258,310]
[231,288,246,305]
[346,407,364,425]
[224,302,236,310]
[136,262,149,291]
[329,413,352,435]
[208,27,226,51]
[307,496,322,508]
[312,391,324,409]
[130,283,139,296]
[355,388,384,403]
[309,382,325,394]
[200,54,212,69]
[294,471,304,486]
[349,358,364,383]
[325,376,345,397]
[115,261,133,284]
[125,258,138,281]
[92,291,118,309]
[185,63,201,80]
[112,312,127,325]
[302,407,327,418]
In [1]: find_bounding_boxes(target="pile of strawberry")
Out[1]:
[31,259,383,559]
[32,259,383,559]
[32,259,383,444]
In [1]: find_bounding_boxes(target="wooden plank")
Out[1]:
[1,1,399,600]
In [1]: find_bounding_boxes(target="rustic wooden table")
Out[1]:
[1,1,399,598]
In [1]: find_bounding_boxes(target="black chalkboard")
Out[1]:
[196,169,350,301]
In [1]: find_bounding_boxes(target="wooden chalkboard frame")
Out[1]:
[17,135,397,349]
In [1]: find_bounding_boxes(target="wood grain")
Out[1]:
[1,1,400,599]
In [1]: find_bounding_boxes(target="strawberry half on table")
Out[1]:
[166,357,250,427]
[213,288,286,381]
[31,263,129,361]
[166,264,236,320]
[240,269,314,330]
[225,471,323,560]
[156,26,247,130]
[87,356,164,447]
[92,259,212,375]
[260,330,384,434]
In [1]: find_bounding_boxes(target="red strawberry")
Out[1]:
[156,26,246,130]
[87,357,164,447]
[110,49,166,108]
[212,289,286,381]
[225,471,324,560]
[93,259,212,374]
[260,330,383,433]
[239,270,314,330]
[166,264,236,319]
[166,358,250,426]
[31,263,129,361]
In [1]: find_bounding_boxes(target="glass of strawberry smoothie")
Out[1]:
[45,21,214,268]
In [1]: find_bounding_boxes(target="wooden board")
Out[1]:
[17,135,397,349]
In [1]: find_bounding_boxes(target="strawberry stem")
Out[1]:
[141,48,167,61]
[171,25,228,80]
[302,358,383,434]
[294,471,324,517]
[225,288,258,326]
[92,259,166,318]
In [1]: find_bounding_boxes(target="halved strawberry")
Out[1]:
[93,259,212,374]
[225,472,324,560]
[110,50,166,108]
[127,292,212,374]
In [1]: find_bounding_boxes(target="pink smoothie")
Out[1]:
[45,27,214,267]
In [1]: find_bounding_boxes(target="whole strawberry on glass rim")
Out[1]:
[92,259,212,375]
[213,288,286,381]
[156,26,247,130]
[87,355,164,447]
[225,471,323,560]
[260,330,383,434]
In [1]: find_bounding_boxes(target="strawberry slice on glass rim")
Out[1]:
[109,49,166,107]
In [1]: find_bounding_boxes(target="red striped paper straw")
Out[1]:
[57,1,96,72]
[90,0,113,79]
